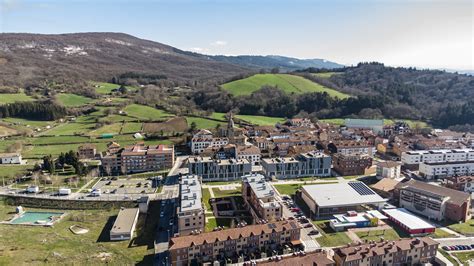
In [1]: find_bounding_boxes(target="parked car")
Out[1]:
[291,208,300,212]
[442,246,450,251]
[308,230,319,235]
[303,224,312,228]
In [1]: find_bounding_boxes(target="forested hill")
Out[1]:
[298,63,474,128]
[0,32,250,87]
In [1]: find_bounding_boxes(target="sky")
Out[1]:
[0,0,472,70]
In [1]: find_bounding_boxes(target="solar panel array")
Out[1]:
[348,182,375,196]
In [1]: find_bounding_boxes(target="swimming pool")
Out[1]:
[10,211,64,225]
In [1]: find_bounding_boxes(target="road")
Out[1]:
[153,156,188,266]
[272,186,320,252]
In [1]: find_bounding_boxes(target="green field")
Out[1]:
[122,122,143,134]
[235,114,286,126]
[56,93,94,107]
[221,74,350,98]
[453,251,474,265]
[0,202,151,265]
[212,187,241,198]
[186,116,226,129]
[1,117,54,128]
[320,118,345,125]
[0,164,32,180]
[123,104,173,121]
[89,123,122,136]
[312,220,352,247]
[0,93,34,104]
[43,122,95,136]
[320,118,429,128]
[311,72,342,79]
[92,82,138,94]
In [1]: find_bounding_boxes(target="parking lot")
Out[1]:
[93,177,159,195]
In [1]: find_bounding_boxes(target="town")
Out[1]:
[1,114,473,265]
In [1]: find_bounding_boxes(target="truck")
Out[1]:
[58,188,72,196]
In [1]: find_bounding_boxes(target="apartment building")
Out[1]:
[169,220,301,266]
[191,129,229,154]
[0,153,22,164]
[261,151,331,179]
[326,140,376,157]
[187,156,252,181]
[332,153,373,176]
[401,149,474,169]
[419,161,474,180]
[242,174,282,221]
[376,161,402,179]
[101,143,174,175]
[395,179,471,222]
[177,175,205,236]
[334,237,439,266]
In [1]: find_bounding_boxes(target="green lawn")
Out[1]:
[185,116,226,129]
[222,74,350,99]
[430,228,455,238]
[209,112,227,121]
[383,119,429,128]
[205,217,233,232]
[202,188,212,211]
[312,220,352,247]
[212,188,241,198]
[452,251,474,265]
[448,219,474,235]
[31,136,93,145]
[0,202,151,265]
[439,249,460,266]
[356,229,401,241]
[235,114,286,126]
[0,93,34,104]
[273,184,303,195]
[123,104,173,121]
[206,181,241,186]
[56,93,94,107]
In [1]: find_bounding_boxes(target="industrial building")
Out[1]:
[110,208,140,241]
[383,208,436,235]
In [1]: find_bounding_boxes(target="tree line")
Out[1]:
[0,101,68,121]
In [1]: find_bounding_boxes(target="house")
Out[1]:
[190,129,229,154]
[236,145,261,165]
[110,208,140,241]
[395,179,471,222]
[333,237,439,266]
[376,161,402,180]
[0,153,22,164]
[77,144,97,159]
[444,175,474,192]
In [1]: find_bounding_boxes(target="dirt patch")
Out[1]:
[143,117,187,134]
[0,58,7,64]
[0,125,19,137]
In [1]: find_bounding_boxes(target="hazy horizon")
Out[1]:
[1,0,472,70]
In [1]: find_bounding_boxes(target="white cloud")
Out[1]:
[210,40,227,46]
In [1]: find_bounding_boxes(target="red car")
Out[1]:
[291,208,300,212]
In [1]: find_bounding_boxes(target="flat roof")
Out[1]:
[302,181,387,208]
[179,175,202,213]
[383,208,435,230]
[111,208,139,234]
[243,174,276,199]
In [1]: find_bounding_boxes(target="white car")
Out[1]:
[160,212,164,218]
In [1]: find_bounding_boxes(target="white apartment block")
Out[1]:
[177,175,205,236]
[187,156,252,181]
[419,161,474,180]
[376,161,402,180]
[242,174,282,221]
[338,146,376,157]
[401,149,474,165]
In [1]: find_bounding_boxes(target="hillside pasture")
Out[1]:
[143,117,188,134]
[123,104,173,121]
[221,73,350,98]
[0,93,34,104]
[235,114,286,126]
[56,93,94,107]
